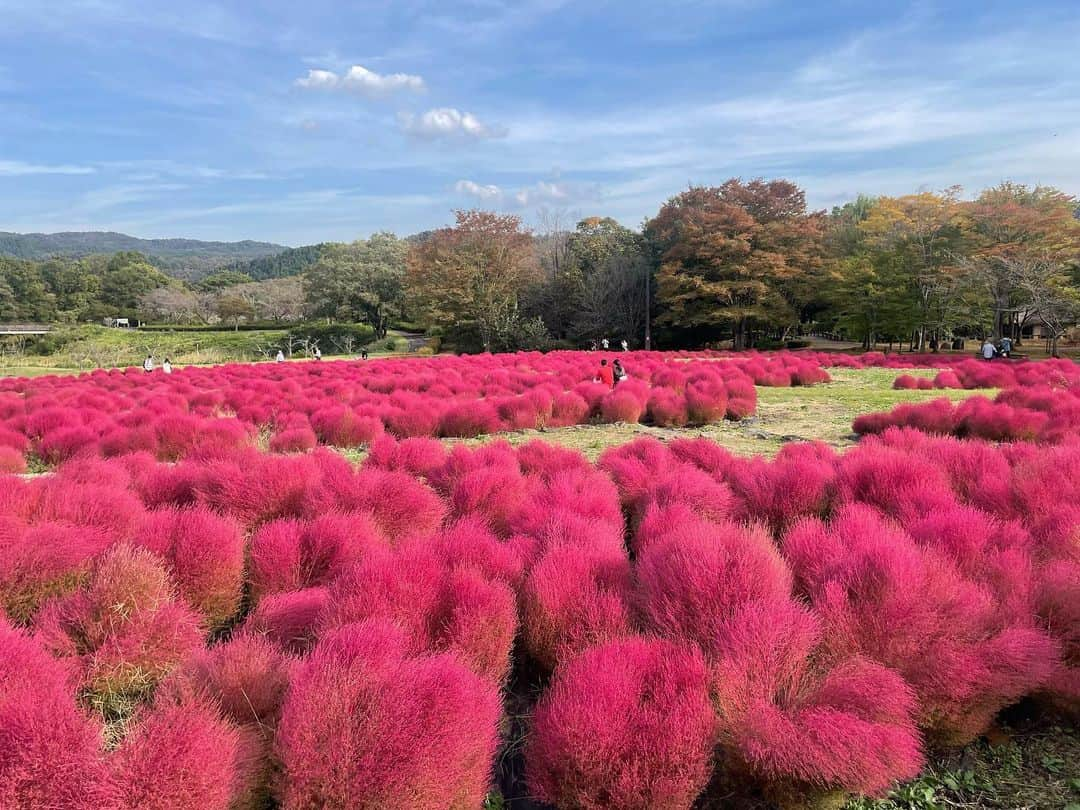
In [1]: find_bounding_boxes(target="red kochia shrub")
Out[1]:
[243,587,330,655]
[521,544,633,670]
[29,476,145,538]
[36,425,99,464]
[722,442,836,533]
[711,600,924,797]
[685,379,729,423]
[783,505,1059,743]
[310,406,383,448]
[527,637,717,810]
[0,445,26,473]
[600,388,644,423]
[647,388,689,427]
[336,467,447,541]
[322,548,517,683]
[439,401,502,438]
[0,618,109,808]
[275,621,502,810]
[165,634,292,726]
[268,426,318,454]
[106,698,245,810]
[33,545,204,706]
[1036,560,1080,709]
[248,512,386,603]
[549,391,591,427]
[0,521,112,622]
[635,518,792,658]
[134,506,245,628]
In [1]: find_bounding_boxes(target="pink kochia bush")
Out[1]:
[275,621,502,810]
[33,545,204,707]
[105,698,248,810]
[321,546,518,684]
[783,505,1059,744]
[630,503,924,796]
[527,637,717,810]
[0,617,110,808]
[134,505,246,628]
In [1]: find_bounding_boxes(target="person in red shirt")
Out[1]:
[596,358,615,389]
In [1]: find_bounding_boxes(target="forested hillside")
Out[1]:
[220,244,326,280]
[0,231,287,280]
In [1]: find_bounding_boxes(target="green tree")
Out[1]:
[196,270,254,292]
[305,233,407,339]
[98,252,170,318]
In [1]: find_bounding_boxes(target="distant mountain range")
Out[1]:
[0,230,290,280]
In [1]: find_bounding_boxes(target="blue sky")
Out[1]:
[1,0,1078,245]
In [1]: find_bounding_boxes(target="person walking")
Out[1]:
[313,347,322,361]
[275,350,285,363]
[999,336,1013,358]
[162,358,173,375]
[361,348,369,360]
[142,354,154,373]
[981,338,996,360]
[620,339,629,352]
[601,337,610,350]
[595,358,614,389]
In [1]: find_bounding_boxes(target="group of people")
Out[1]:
[980,336,1013,360]
[142,355,172,374]
[594,357,628,389]
[589,337,630,352]
[273,347,369,363]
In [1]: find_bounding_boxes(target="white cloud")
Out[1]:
[399,108,506,140]
[0,160,96,177]
[514,180,569,206]
[454,177,587,209]
[454,179,502,200]
[294,65,425,98]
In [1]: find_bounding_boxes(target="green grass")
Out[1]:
[846,718,1079,810]
[0,325,423,374]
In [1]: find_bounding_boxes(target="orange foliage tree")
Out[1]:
[645,180,826,349]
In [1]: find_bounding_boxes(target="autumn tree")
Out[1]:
[305,232,406,338]
[216,293,255,331]
[958,183,1080,341]
[406,210,541,351]
[857,189,968,350]
[1006,254,1080,356]
[138,286,200,324]
[645,180,826,349]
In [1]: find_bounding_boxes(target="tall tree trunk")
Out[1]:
[733,318,748,351]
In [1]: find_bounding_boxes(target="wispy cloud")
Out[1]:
[0,159,96,177]
[399,107,506,139]
[295,65,425,98]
